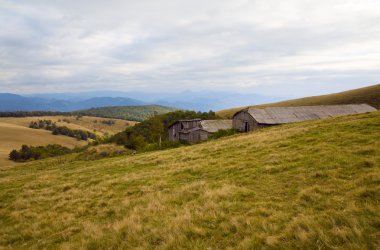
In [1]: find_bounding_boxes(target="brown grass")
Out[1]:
[0,116,136,167]
[0,116,136,135]
[0,122,87,167]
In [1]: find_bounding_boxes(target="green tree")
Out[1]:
[150,115,164,147]
[9,150,20,161]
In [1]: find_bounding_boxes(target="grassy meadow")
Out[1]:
[217,84,380,118]
[0,111,379,249]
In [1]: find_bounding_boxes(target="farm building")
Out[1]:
[233,104,377,132]
[169,119,232,143]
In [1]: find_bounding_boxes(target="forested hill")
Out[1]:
[0,105,178,122]
[73,105,178,121]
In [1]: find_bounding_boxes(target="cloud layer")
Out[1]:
[1,0,379,96]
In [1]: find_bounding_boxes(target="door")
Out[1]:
[244,122,250,132]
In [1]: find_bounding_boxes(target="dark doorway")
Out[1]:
[244,122,250,132]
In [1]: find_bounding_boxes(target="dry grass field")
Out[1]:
[0,122,87,167]
[217,84,380,118]
[0,116,135,136]
[0,111,379,249]
[0,116,134,167]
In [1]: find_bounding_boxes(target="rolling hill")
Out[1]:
[0,116,135,136]
[0,116,136,166]
[217,84,380,118]
[0,122,87,167]
[1,111,379,248]
[74,105,178,121]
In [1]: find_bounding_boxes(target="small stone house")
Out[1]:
[169,119,232,143]
[233,104,377,132]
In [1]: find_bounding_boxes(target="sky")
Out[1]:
[0,0,379,97]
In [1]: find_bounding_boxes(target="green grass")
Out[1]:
[0,111,379,249]
[217,83,380,118]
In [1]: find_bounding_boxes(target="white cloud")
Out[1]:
[0,0,379,95]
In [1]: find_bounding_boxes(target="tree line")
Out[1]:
[9,144,77,162]
[29,119,97,141]
[0,111,65,117]
[0,105,177,122]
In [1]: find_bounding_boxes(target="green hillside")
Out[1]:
[218,84,380,118]
[1,111,379,249]
[74,105,178,121]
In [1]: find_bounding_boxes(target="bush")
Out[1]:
[29,119,56,130]
[76,144,131,161]
[9,144,78,162]
[209,129,237,140]
[100,120,116,126]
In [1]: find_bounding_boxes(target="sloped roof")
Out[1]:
[200,120,233,133]
[244,104,376,125]
[168,118,201,128]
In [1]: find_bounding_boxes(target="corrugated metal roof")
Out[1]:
[200,120,232,133]
[246,104,376,124]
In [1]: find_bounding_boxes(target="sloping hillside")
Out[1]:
[217,84,380,118]
[0,116,135,136]
[0,122,87,167]
[0,111,379,249]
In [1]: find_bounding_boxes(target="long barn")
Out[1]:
[233,104,377,132]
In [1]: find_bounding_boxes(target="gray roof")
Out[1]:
[168,118,201,128]
[244,104,376,125]
[200,120,233,133]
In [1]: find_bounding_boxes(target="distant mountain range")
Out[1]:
[0,93,144,112]
[0,91,288,112]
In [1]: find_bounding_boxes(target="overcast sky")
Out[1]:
[0,0,379,96]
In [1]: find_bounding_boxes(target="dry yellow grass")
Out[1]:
[0,122,87,167]
[0,116,135,167]
[0,116,135,136]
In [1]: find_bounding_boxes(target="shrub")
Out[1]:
[100,120,116,126]
[9,144,78,162]
[76,144,131,161]
[209,129,237,140]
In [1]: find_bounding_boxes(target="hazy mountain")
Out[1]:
[25,91,288,111]
[154,92,286,111]
[0,93,144,112]
[0,93,67,111]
